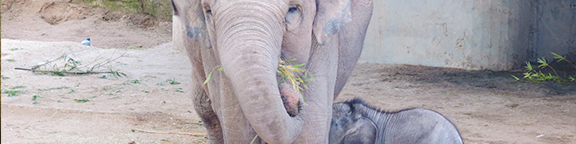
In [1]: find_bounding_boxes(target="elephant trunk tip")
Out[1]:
[279,83,302,117]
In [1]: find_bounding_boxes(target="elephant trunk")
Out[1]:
[216,2,303,143]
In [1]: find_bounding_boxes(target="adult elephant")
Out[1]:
[171,0,372,143]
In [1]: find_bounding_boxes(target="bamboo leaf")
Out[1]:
[525,62,533,71]
[511,75,520,81]
[203,71,213,85]
[250,135,259,144]
[304,72,315,81]
[292,64,304,68]
[523,72,531,78]
[537,58,548,68]
[552,52,564,62]
[545,74,553,80]
[301,82,308,89]
[299,92,305,103]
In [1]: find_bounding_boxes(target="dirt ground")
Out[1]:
[1,0,575,144]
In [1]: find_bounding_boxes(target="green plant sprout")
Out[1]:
[168,78,181,85]
[73,96,97,103]
[1,90,25,97]
[32,94,44,101]
[131,79,141,84]
[73,98,90,103]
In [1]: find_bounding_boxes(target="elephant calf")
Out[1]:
[330,98,464,144]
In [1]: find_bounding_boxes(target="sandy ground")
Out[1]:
[2,0,576,144]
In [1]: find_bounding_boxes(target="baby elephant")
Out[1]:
[330,98,464,144]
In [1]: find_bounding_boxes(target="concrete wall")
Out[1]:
[359,0,576,71]
[531,0,576,61]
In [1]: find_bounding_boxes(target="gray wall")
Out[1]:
[359,0,576,71]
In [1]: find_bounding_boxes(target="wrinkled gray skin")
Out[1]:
[171,0,372,143]
[330,99,464,144]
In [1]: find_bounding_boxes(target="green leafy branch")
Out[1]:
[552,52,575,69]
[202,59,315,102]
[277,59,314,102]
[512,52,575,83]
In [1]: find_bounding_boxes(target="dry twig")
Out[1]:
[14,68,113,75]
[16,46,127,77]
[131,128,206,137]
[31,47,94,70]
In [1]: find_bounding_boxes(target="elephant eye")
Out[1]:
[204,6,212,14]
[285,4,302,31]
[288,6,298,13]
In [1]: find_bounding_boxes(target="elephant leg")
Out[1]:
[334,0,374,99]
[192,87,224,144]
[184,37,223,143]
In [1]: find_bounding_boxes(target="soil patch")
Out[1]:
[38,1,91,25]
[1,0,172,49]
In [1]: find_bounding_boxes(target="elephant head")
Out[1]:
[171,0,371,143]
[330,101,377,144]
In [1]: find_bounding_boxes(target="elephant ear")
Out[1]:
[313,0,352,45]
[343,118,377,144]
[171,0,212,49]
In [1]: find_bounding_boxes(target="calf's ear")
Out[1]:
[343,118,376,144]
[313,0,352,45]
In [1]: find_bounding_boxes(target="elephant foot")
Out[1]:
[279,83,301,117]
